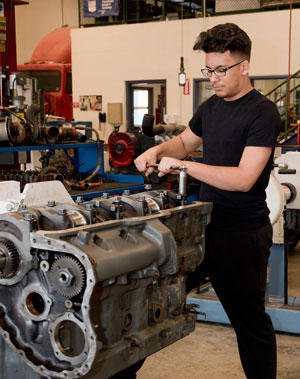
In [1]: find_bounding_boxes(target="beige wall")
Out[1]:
[71,9,300,141]
[15,0,78,64]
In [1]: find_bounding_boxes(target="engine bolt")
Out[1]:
[24,213,33,221]
[58,208,67,215]
[85,203,94,210]
[47,200,56,207]
[40,260,49,272]
[58,268,74,286]
[160,330,172,338]
[65,300,73,309]
[5,203,13,211]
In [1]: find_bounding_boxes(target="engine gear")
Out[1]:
[0,238,19,279]
[49,255,85,298]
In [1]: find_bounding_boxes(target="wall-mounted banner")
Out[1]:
[84,0,119,17]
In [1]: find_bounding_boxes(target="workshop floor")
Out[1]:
[137,245,300,379]
[137,322,300,379]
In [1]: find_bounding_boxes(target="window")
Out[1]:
[22,70,61,92]
[66,72,72,94]
[126,80,166,131]
[133,89,150,127]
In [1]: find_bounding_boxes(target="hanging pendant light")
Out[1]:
[178,0,186,87]
[178,56,186,86]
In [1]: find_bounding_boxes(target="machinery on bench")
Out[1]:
[108,114,186,176]
[0,166,212,378]
[107,115,200,201]
[0,72,148,199]
[1,72,88,147]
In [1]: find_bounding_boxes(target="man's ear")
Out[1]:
[241,60,250,75]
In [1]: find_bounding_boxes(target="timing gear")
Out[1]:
[0,238,19,279]
[49,255,85,298]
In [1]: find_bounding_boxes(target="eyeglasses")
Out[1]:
[201,60,245,78]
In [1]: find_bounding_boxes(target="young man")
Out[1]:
[134,23,281,379]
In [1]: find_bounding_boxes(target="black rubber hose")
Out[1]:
[25,104,40,142]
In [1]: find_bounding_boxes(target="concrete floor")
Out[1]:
[137,323,300,379]
[137,245,300,379]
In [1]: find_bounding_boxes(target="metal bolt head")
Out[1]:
[122,190,130,196]
[65,300,73,309]
[145,184,152,191]
[58,208,67,215]
[102,193,109,199]
[5,203,13,211]
[40,260,50,272]
[24,213,33,221]
[47,200,56,207]
[57,268,74,287]
[76,196,84,203]
[85,203,94,211]
[160,330,172,338]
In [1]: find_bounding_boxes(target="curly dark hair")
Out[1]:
[193,23,252,61]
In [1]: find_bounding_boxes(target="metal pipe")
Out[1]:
[74,126,101,186]
[178,165,187,197]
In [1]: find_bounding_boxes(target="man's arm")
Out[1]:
[157,146,272,192]
[134,127,203,176]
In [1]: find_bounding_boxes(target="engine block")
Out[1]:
[0,183,212,378]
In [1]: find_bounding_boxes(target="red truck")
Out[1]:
[18,26,76,121]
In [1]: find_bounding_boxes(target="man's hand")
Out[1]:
[134,147,158,176]
[157,157,184,177]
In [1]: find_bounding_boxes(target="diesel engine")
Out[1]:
[0,181,212,378]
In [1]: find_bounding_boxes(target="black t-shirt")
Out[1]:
[189,89,281,231]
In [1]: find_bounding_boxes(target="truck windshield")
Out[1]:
[23,70,61,92]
